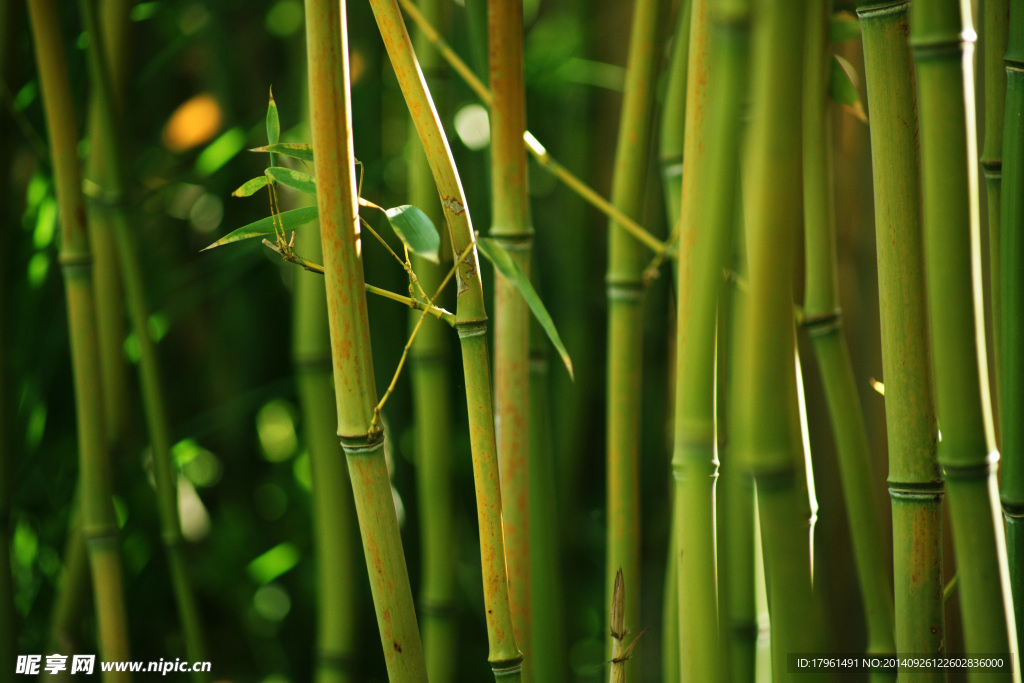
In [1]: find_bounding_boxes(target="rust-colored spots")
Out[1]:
[441,195,465,215]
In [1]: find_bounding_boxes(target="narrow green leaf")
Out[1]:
[250,143,314,163]
[385,205,440,263]
[476,237,574,380]
[266,87,281,145]
[829,54,867,123]
[232,175,269,197]
[201,206,319,250]
[830,11,860,44]
[266,167,317,195]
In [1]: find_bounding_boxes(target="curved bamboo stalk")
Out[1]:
[304,0,427,679]
[366,0,523,678]
[856,0,945,670]
[801,2,895,677]
[1000,0,1024,662]
[27,0,132,677]
[910,0,1018,674]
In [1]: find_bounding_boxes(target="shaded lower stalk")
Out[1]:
[1000,0,1024,662]
[293,231,360,683]
[408,2,459,673]
[80,0,207,672]
[801,2,895,677]
[488,2,534,677]
[910,0,1018,674]
[27,0,132,677]
[305,0,427,679]
[856,0,944,672]
[604,1,663,675]
[367,0,522,678]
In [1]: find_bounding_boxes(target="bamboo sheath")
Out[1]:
[856,0,945,671]
[1000,0,1024,663]
[304,1,428,679]
[366,0,522,677]
[407,0,459,679]
[27,0,133,678]
[489,2,534,678]
[910,0,1018,676]
[604,1,662,675]
[801,2,895,679]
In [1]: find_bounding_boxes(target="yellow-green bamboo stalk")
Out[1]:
[1000,0,1024,662]
[489,3,534,678]
[27,0,132,677]
[304,0,427,679]
[605,1,662,674]
[407,1,459,679]
[80,1,207,673]
[731,0,822,677]
[293,231,360,683]
[911,0,1018,675]
[366,0,522,678]
[801,2,895,677]
[857,0,945,671]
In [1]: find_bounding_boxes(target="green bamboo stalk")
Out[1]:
[605,1,662,674]
[911,0,1018,675]
[856,0,945,671]
[731,0,822,677]
[1000,0,1024,662]
[488,3,534,678]
[407,0,459,679]
[801,2,895,676]
[304,0,427,679]
[80,1,207,673]
[293,232,360,683]
[27,0,132,677]
[984,0,1009,421]
[366,0,522,678]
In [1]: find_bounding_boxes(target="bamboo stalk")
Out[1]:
[731,0,823,677]
[489,2,534,679]
[910,0,1018,674]
[801,2,895,677]
[604,0,662,675]
[856,0,945,671]
[366,0,523,678]
[27,0,132,677]
[1000,0,1024,662]
[304,0,427,679]
[79,1,207,673]
[406,0,459,679]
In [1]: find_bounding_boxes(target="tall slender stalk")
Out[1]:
[27,0,132,677]
[857,0,945,670]
[407,1,459,679]
[731,0,823,677]
[304,0,427,679]
[80,1,207,672]
[1000,0,1024,662]
[604,1,662,674]
[911,0,1018,674]
[983,0,1009,419]
[801,2,895,676]
[488,2,534,677]
[366,0,522,678]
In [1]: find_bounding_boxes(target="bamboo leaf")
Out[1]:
[266,166,317,195]
[201,206,319,250]
[830,11,860,44]
[232,175,269,197]
[476,237,574,380]
[829,54,868,123]
[250,143,315,163]
[266,87,280,145]
[385,205,440,263]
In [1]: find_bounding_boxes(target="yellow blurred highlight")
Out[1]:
[163,93,222,153]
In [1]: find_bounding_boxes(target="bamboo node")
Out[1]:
[854,0,910,20]
[801,309,843,336]
[941,451,999,480]
[339,432,385,454]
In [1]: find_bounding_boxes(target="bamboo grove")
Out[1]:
[5,0,1024,680]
